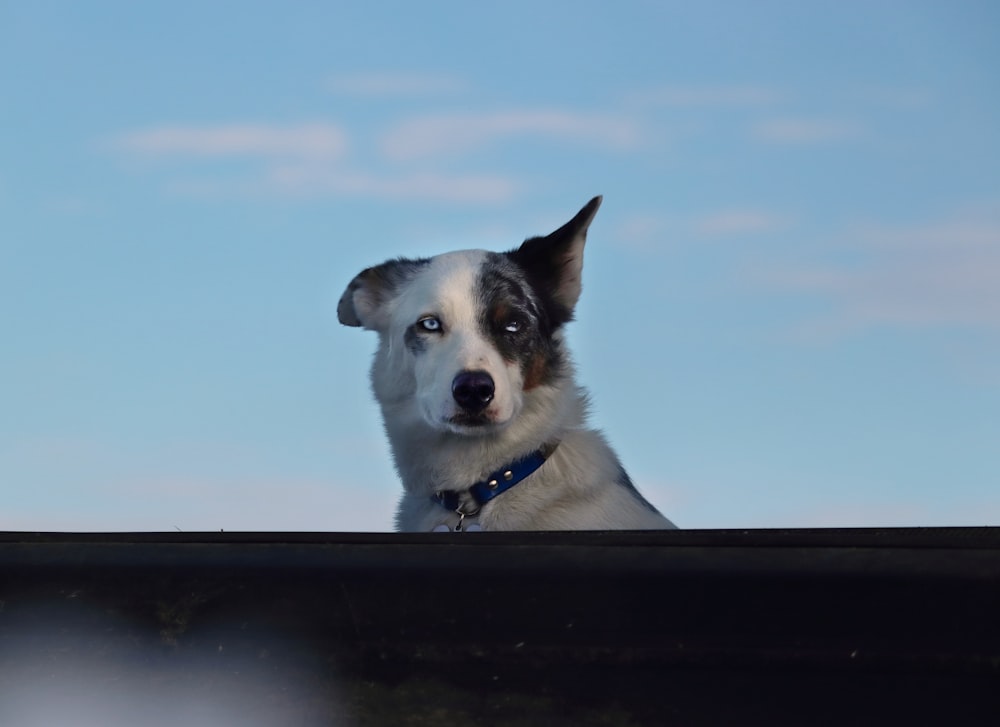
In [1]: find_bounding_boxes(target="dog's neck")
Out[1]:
[388,426,552,495]
[430,441,558,522]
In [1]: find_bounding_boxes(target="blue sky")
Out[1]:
[2,1,998,531]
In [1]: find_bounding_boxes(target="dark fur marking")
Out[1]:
[339,257,431,328]
[505,237,574,328]
[522,352,550,390]
[476,254,565,388]
[363,256,431,295]
[449,411,491,427]
[503,197,600,329]
[404,323,426,355]
[616,467,663,514]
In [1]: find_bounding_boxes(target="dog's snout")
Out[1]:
[452,370,495,412]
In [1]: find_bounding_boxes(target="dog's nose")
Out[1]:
[452,370,495,412]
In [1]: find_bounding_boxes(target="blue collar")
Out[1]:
[432,447,552,517]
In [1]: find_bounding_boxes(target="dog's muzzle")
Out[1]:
[451,370,495,413]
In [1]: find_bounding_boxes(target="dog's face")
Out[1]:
[338,197,601,436]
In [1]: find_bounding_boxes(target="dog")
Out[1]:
[338,197,676,531]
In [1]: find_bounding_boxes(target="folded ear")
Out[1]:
[337,257,429,331]
[507,196,602,326]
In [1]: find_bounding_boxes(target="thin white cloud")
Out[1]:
[752,118,863,144]
[108,118,523,203]
[611,208,791,253]
[327,71,467,97]
[694,209,792,236]
[763,209,1000,335]
[114,123,349,159]
[107,108,638,203]
[166,165,519,204]
[265,164,519,203]
[852,86,934,110]
[380,109,643,161]
[627,85,780,108]
[611,214,673,252]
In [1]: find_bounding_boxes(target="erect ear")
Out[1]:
[507,196,602,325]
[337,257,429,332]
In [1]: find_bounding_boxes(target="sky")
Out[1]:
[1,1,998,532]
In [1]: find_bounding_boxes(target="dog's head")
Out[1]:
[338,197,601,436]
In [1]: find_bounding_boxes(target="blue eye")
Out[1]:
[504,319,522,333]
[418,316,442,332]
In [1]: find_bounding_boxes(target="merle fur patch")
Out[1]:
[475,253,565,389]
[338,256,430,329]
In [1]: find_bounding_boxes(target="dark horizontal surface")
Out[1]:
[2,528,998,725]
